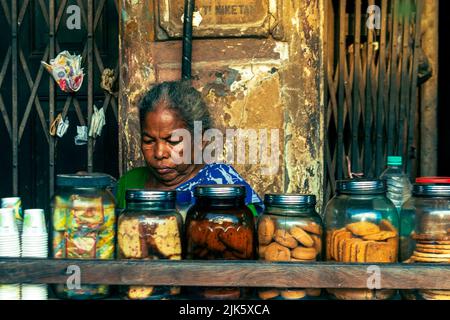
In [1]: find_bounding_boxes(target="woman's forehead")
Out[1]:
[142,106,186,135]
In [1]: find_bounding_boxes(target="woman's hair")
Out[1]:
[139,80,213,133]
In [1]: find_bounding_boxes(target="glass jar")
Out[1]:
[185,185,256,299]
[324,180,399,300]
[257,194,323,300]
[51,173,116,299]
[400,178,450,300]
[117,189,183,300]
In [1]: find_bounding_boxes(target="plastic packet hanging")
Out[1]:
[41,51,84,93]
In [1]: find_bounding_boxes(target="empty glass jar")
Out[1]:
[400,178,450,300]
[118,189,183,300]
[185,185,256,299]
[324,180,399,300]
[257,194,323,300]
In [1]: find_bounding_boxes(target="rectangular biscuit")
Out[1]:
[365,241,396,263]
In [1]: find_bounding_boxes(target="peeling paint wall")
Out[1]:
[119,0,326,211]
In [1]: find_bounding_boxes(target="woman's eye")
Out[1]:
[168,140,182,146]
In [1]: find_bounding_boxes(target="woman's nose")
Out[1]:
[154,141,169,160]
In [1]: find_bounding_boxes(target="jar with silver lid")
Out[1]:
[324,179,399,300]
[118,189,183,300]
[257,194,323,300]
[185,185,256,299]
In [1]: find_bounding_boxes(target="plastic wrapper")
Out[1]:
[66,232,97,259]
[53,196,69,231]
[67,196,104,231]
[96,229,114,259]
[41,51,84,93]
[52,231,66,259]
[99,204,116,231]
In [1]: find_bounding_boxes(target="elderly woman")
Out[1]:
[117,80,262,216]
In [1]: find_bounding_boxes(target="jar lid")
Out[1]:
[416,177,450,184]
[264,194,316,206]
[56,173,112,188]
[413,184,450,197]
[194,185,246,198]
[126,189,176,202]
[336,179,386,194]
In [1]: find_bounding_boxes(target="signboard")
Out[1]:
[157,0,272,38]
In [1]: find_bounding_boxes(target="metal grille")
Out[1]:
[325,0,423,200]
[0,0,119,208]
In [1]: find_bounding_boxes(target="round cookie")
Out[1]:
[346,221,380,237]
[306,288,322,297]
[258,217,275,245]
[265,242,291,261]
[258,289,280,300]
[290,226,314,247]
[291,247,317,260]
[363,231,397,241]
[274,229,298,249]
[280,290,306,300]
[301,222,321,235]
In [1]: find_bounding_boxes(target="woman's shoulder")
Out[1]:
[118,167,149,189]
[197,163,246,182]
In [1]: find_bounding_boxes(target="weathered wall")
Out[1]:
[119,0,325,211]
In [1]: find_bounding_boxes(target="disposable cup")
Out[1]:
[0,208,19,235]
[22,209,47,235]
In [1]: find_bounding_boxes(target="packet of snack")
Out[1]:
[41,51,84,93]
[53,231,66,258]
[67,195,104,231]
[66,232,97,259]
[53,196,69,231]
[97,229,115,259]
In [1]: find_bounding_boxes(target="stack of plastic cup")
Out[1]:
[0,208,21,300]
[21,209,48,300]
[21,209,48,258]
[1,197,23,234]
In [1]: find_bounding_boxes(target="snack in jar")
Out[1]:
[185,185,256,299]
[400,177,450,300]
[118,189,183,300]
[257,194,323,300]
[51,173,116,299]
[324,179,399,300]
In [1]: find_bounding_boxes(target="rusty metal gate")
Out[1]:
[0,0,119,209]
[325,0,424,199]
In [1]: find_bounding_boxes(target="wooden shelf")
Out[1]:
[1,258,450,289]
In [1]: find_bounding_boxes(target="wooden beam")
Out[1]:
[420,0,438,176]
[0,259,449,289]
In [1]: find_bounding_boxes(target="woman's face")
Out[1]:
[141,101,196,187]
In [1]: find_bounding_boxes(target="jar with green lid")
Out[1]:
[118,189,183,300]
[400,178,450,300]
[51,173,116,299]
[257,194,323,300]
[324,180,399,300]
[185,185,256,300]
